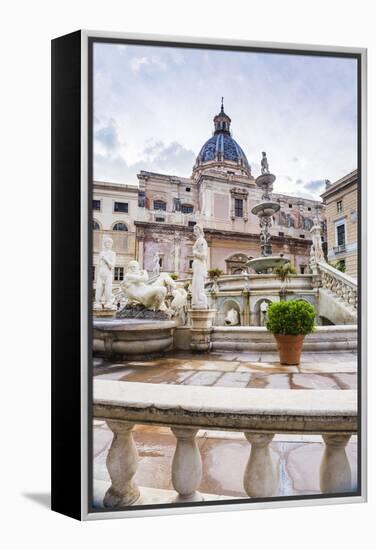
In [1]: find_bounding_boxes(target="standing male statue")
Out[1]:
[191,225,208,309]
[309,219,325,268]
[94,236,117,310]
[261,151,269,174]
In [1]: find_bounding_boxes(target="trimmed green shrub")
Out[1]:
[170,273,178,280]
[273,262,297,282]
[266,299,316,335]
[208,268,224,278]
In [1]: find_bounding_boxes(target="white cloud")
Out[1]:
[93,43,357,199]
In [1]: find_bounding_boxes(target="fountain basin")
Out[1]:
[255,173,276,188]
[251,201,280,217]
[93,318,177,359]
[246,256,290,274]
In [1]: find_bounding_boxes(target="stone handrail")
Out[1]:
[317,261,357,309]
[94,380,357,506]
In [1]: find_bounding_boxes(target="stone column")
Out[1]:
[136,229,145,268]
[188,309,216,352]
[320,434,352,493]
[103,421,140,507]
[171,427,203,501]
[242,290,250,326]
[243,432,277,498]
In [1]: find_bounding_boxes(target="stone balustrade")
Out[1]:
[317,261,357,310]
[93,380,357,506]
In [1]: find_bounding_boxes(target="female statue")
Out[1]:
[191,225,208,309]
[94,236,117,310]
[151,251,160,277]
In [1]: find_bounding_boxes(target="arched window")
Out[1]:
[112,222,128,231]
[181,204,194,214]
[153,200,167,211]
[93,220,100,230]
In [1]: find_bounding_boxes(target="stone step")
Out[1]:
[211,325,357,352]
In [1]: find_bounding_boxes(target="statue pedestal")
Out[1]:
[93,307,117,319]
[188,309,216,352]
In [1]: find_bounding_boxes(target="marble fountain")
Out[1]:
[247,153,289,274]
[92,227,206,359]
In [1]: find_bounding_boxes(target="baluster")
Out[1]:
[243,432,277,497]
[337,281,345,300]
[103,421,140,507]
[348,287,354,307]
[320,434,352,493]
[171,427,203,501]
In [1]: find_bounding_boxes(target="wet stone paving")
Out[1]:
[93,351,358,502]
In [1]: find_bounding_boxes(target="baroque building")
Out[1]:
[93,103,324,286]
[321,170,358,278]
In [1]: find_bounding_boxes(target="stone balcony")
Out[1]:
[92,350,357,508]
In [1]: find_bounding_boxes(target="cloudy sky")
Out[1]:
[93,42,357,199]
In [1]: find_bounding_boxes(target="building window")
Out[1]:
[288,204,292,208]
[234,198,244,217]
[113,222,128,231]
[337,200,343,213]
[114,267,124,281]
[114,201,128,213]
[307,207,311,211]
[181,204,194,214]
[188,221,196,227]
[278,231,284,237]
[155,217,165,222]
[154,200,166,211]
[93,199,101,210]
[189,259,193,269]
[300,265,306,274]
[93,220,100,230]
[336,223,346,246]
[185,187,191,192]
[92,266,95,281]
[299,234,305,239]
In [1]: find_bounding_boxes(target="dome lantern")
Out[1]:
[213,97,231,135]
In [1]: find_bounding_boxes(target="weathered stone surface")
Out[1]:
[94,380,357,433]
[93,318,177,358]
[117,303,169,320]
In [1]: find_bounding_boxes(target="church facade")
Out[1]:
[93,104,324,286]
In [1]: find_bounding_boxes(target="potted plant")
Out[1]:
[265,300,316,365]
[207,267,223,279]
[273,262,297,301]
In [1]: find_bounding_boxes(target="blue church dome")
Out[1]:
[194,100,251,177]
[197,133,250,166]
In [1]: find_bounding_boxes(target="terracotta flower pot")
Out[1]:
[274,334,305,365]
